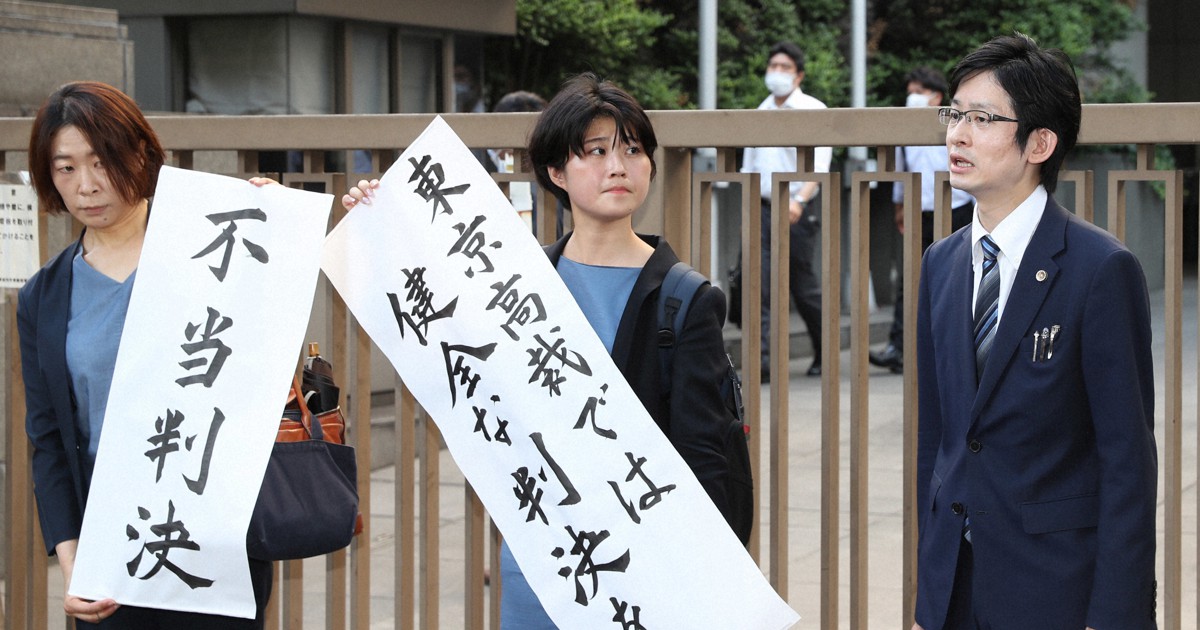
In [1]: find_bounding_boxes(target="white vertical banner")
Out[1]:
[321,117,798,629]
[0,181,39,288]
[70,167,332,618]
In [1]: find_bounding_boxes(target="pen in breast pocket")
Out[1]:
[1047,324,1060,359]
[1032,330,1041,361]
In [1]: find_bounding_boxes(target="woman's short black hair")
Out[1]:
[950,33,1081,194]
[527,73,657,210]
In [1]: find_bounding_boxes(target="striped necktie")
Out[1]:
[973,235,1000,380]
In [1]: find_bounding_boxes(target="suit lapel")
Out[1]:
[939,229,979,402]
[971,199,1067,417]
[38,239,82,451]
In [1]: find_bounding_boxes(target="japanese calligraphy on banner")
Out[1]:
[70,167,332,618]
[0,179,39,288]
[321,117,799,629]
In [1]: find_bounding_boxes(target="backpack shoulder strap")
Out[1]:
[657,262,710,401]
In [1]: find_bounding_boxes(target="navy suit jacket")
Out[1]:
[18,237,89,555]
[915,197,1157,629]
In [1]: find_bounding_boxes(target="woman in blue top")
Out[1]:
[19,81,272,629]
[343,74,736,628]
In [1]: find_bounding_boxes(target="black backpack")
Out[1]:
[657,261,754,546]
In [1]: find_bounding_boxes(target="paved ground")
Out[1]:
[23,282,1198,629]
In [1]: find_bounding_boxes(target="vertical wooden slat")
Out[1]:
[849,174,871,630]
[535,185,554,246]
[1109,178,1128,242]
[933,173,953,240]
[820,172,843,630]
[1161,169,1182,630]
[1157,168,1182,630]
[5,291,47,630]
[419,409,441,630]
[175,150,194,171]
[283,560,304,629]
[899,173,921,629]
[694,178,713,272]
[328,175,351,630]
[31,524,45,630]
[768,172,796,590]
[740,173,763,564]
[5,294,32,630]
[768,173,790,593]
[1057,170,1094,222]
[236,150,259,175]
[464,484,485,629]
[489,522,502,628]
[396,381,417,629]
[661,148,693,258]
[350,323,372,629]
[262,562,279,629]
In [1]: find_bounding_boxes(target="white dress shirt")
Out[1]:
[741,87,833,201]
[970,186,1047,325]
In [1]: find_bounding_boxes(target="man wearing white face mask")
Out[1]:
[741,41,832,380]
[869,67,975,374]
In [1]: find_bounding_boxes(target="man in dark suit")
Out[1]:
[913,34,1157,630]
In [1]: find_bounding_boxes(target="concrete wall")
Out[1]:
[0,0,134,115]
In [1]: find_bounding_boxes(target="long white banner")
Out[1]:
[70,167,332,618]
[321,116,799,629]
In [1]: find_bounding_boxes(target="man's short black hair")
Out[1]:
[527,73,657,210]
[949,33,1081,194]
[768,41,805,72]
[494,91,547,113]
[904,66,949,100]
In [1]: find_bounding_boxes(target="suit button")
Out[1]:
[951,502,964,515]
[968,439,982,453]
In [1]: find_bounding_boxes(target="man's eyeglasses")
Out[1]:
[938,107,1019,129]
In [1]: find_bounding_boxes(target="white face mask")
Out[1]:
[905,92,932,108]
[765,71,796,98]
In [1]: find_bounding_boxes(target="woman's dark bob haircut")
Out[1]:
[28,81,165,214]
[527,73,657,210]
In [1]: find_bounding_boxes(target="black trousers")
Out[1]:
[886,203,974,350]
[759,197,822,365]
[76,558,273,630]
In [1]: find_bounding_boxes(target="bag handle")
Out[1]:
[292,374,325,441]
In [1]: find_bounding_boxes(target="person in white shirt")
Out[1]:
[870,67,975,373]
[740,41,832,379]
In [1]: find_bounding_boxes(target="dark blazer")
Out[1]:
[18,237,88,555]
[545,233,733,522]
[914,197,1157,629]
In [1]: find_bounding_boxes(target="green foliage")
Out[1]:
[487,0,849,111]
[869,0,1147,106]
[488,0,1148,115]
[484,0,673,108]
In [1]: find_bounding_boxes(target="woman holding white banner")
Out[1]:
[19,81,273,629]
[345,73,744,629]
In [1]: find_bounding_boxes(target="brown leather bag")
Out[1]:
[246,350,362,561]
[278,373,364,536]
